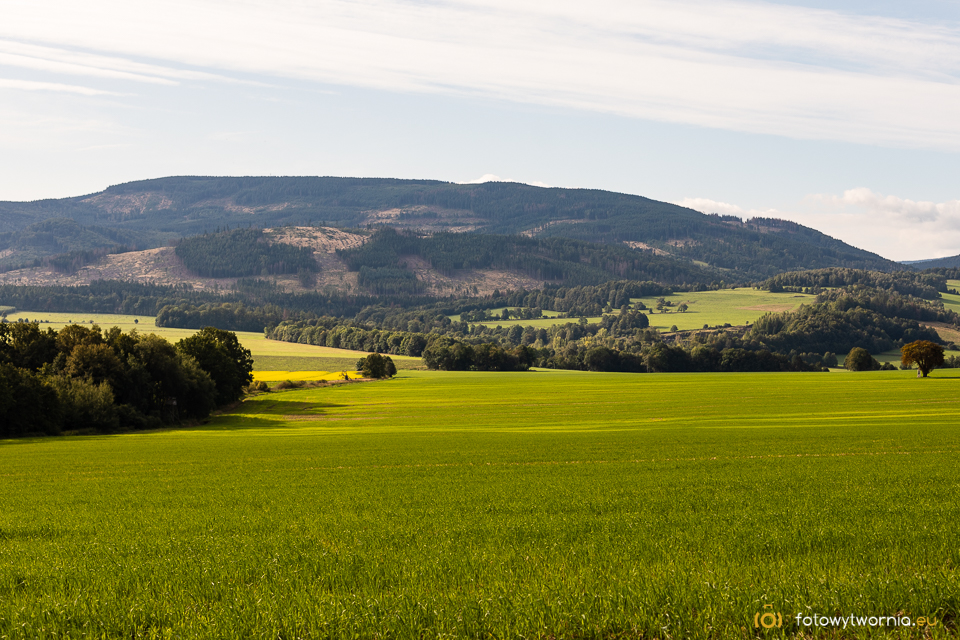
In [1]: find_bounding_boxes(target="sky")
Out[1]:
[2,0,959,261]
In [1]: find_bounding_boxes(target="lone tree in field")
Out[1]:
[901,340,945,377]
[356,353,396,379]
[844,347,879,371]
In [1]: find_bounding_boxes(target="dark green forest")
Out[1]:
[0,218,145,271]
[339,228,716,288]
[175,228,318,278]
[761,267,946,299]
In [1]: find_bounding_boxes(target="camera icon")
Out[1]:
[754,604,783,629]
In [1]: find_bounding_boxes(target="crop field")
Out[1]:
[251,370,362,382]
[2,369,958,638]
[0,311,421,372]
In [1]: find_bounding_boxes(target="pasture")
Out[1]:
[1,369,958,638]
[632,288,814,332]
[940,282,960,317]
[464,288,814,331]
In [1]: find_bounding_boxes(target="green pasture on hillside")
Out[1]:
[940,281,960,316]
[1,369,958,638]
[632,287,815,331]
[464,288,814,331]
[0,311,420,371]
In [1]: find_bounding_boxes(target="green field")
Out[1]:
[1,311,421,371]
[941,281,960,316]
[465,289,814,331]
[632,288,815,331]
[2,369,957,638]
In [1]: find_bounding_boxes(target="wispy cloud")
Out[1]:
[0,39,268,86]
[0,77,121,96]
[2,1,960,148]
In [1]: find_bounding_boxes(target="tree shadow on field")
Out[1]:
[0,396,353,442]
[191,398,351,432]
[0,525,62,542]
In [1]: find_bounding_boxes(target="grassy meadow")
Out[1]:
[939,281,960,319]
[632,288,815,332]
[2,369,958,638]
[462,288,814,331]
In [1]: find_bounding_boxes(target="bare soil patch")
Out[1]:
[0,247,234,291]
[265,227,365,252]
[622,241,672,256]
[360,206,482,233]
[398,256,548,296]
[81,192,174,215]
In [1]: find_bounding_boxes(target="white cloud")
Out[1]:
[675,197,746,218]
[807,188,960,226]
[2,1,960,149]
[461,174,551,188]
[463,174,505,184]
[680,189,960,261]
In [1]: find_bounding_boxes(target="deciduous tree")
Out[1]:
[901,340,945,377]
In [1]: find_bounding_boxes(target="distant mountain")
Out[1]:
[0,176,903,278]
[901,255,960,270]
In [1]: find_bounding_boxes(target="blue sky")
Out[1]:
[1,0,959,261]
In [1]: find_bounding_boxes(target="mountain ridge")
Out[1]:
[0,175,903,278]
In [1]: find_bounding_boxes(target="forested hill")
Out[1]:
[902,254,960,270]
[0,176,901,277]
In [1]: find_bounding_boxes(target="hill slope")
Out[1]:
[902,254,960,269]
[0,176,902,277]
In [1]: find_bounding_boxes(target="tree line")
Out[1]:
[0,323,252,438]
[761,268,945,299]
[265,278,950,373]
